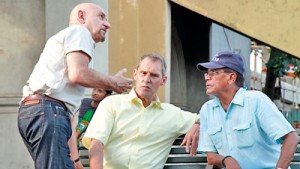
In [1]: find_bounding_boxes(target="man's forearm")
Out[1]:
[68,115,85,168]
[66,51,114,89]
[68,115,80,161]
[207,152,241,169]
[276,131,299,168]
[206,152,225,168]
[89,139,104,169]
[66,52,132,93]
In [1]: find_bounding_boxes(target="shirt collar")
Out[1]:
[211,87,246,107]
[128,88,162,109]
[231,87,246,106]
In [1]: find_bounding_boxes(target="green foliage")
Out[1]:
[291,58,300,78]
[266,48,300,78]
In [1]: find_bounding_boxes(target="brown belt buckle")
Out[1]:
[23,100,40,105]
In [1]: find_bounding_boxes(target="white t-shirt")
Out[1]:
[22,25,95,114]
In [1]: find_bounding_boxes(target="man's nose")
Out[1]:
[204,75,211,81]
[104,20,111,29]
[143,76,151,83]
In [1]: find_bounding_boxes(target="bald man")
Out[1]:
[18,3,132,169]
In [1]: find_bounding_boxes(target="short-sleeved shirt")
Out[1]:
[198,88,294,169]
[82,89,199,169]
[21,25,95,114]
[78,98,96,119]
[77,98,97,148]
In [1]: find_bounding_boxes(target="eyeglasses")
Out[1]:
[204,70,227,78]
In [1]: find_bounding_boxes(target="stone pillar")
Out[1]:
[0,1,45,168]
[0,0,45,102]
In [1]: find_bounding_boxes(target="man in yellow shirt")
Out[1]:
[82,53,200,169]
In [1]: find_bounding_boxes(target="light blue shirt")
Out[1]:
[198,88,294,169]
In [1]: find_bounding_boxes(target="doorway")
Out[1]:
[170,2,211,113]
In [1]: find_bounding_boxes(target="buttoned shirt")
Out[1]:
[198,88,294,169]
[22,25,95,114]
[82,89,199,169]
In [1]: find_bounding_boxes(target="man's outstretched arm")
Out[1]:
[67,51,133,93]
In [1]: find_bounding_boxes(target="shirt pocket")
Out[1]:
[207,126,223,149]
[233,122,254,148]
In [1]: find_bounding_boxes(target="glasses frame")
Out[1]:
[204,69,234,78]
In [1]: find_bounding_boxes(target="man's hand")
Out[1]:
[180,123,200,156]
[68,114,84,169]
[74,160,84,169]
[207,152,241,169]
[222,156,241,169]
[112,68,133,93]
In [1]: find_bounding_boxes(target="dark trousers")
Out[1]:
[18,97,74,169]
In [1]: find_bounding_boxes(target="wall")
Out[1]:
[108,0,170,101]
[210,23,251,88]
[0,0,45,168]
[0,0,45,98]
[171,0,300,58]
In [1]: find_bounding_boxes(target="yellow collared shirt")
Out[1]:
[82,89,199,169]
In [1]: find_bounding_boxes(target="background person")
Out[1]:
[82,53,200,169]
[77,88,112,148]
[18,3,132,169]
[197,51,299,169]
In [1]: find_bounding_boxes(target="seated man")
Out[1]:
[82,53,200,169]
[76,88,112,148]
[197,51,299,169]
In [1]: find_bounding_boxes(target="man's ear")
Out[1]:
[133,69,138,81]
[161,75,167,86]
[228,73,237,84]
[78,10,86,24]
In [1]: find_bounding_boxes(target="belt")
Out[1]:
[22,94,67,111]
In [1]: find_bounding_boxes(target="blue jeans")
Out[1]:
[18,97,74,169]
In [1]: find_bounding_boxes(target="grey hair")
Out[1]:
[223,68,245,87]
[136,53,167,76]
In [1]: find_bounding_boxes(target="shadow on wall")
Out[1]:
[170,2,210,113]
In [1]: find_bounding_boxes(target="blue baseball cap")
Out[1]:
[197,51,245,75]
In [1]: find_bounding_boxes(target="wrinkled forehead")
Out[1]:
[138,59,163,74]
[97,6,106,15]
